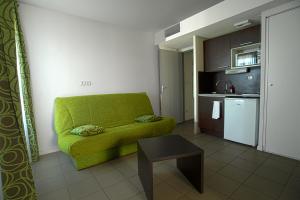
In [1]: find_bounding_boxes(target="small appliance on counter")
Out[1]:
[224,98,259,146]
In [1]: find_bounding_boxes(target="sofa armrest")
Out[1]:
[57,133,82,154]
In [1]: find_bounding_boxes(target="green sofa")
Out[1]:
[54,93,176,169]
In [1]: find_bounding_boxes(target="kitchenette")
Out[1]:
[198,25,261,147]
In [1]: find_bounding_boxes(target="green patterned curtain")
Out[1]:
[0,0,37,199]
[14,1,39,162]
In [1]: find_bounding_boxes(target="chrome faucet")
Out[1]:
[225,82,228,94]
[215,80,229,94]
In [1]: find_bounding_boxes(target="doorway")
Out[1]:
[159,49,184,123]
[159,48,195,123]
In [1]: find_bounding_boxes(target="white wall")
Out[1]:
[19,4,159,155]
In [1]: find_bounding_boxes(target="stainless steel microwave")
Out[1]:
[231,43,261,69]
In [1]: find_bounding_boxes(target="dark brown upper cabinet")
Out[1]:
[230,26,261,48]
[204,34,231,72]
[204,25,261,72]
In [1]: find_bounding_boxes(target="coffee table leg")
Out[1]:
[176,154,203,193]
[138,144,153,200]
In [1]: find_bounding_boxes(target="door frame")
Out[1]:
[182,49,194,122]
[258,0,300,152]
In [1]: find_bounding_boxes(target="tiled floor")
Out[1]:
[32,122,300,200]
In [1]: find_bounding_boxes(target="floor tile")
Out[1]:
[176,194,194,200]
[218,164,252,183]
[153,160,165,168]
[161,159,177,168]
[185,186,225,200]
[202,143,225,157]
[244,175,284,199]
[164,173,194,194]
[33,152,60,169]
[129,192,147,200]
[204,141,227,150]
[32,121,300,200]
[128,175,144,192]
[292,166,300,178]
[57,151,74,165]
[204,168,216,183]
[114,161,138,178]
[206,173,240,196]
[67,178,102,200]
[37,187,70,200]
[33,163,64,181]
[153,181,183,200]
[192,136,216,147]
[209,139,232,148]
[286,177,300,191]
[180,133,198,141]
[61,163,94,185]
[122,154,138,168]
[88,162,115,174]
[204,157,227,172]
[153,164,178,180]
[220,145,247,157]
[79,190,109,200]
[230,186,273,200]
[103,180,139,200]
[230,157,261,172]
[35,175,66,196]
[279,187,300,200]
[94,169,125,187]
[264,156,297,173]
[238,149,269,164]
[64,170,94,185]
[210,151,237,163]
[254,165,290,185]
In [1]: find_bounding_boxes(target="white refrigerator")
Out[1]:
[224,98,259,146]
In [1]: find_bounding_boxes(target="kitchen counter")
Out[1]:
[198,93,260,98]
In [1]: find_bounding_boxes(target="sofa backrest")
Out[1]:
[55,93,154,135]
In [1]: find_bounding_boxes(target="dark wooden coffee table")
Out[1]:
[137,135,204,200]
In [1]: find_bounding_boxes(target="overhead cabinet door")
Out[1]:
[265,6,300,160]
[230,26,260,48]
[204,35,231,72]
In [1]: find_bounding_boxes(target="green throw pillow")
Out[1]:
[135,115,162,123]
[71,125,104,136]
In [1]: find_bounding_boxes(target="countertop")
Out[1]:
[198,93,260,98]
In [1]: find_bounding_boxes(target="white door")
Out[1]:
[265,6,300,160]
[183,51,194,121]
[159,49,183,123]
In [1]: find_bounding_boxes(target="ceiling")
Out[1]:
[160,0,291,50]
[161,12,261,51]
[20,0,223,31]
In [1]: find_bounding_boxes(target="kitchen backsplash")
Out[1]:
[199,67,260,94]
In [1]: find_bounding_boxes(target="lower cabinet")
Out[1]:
[198,96,224,138]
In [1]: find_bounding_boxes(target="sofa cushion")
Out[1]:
[70,125,104,136]
[135,115,162,123]
[58,117,175,158]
